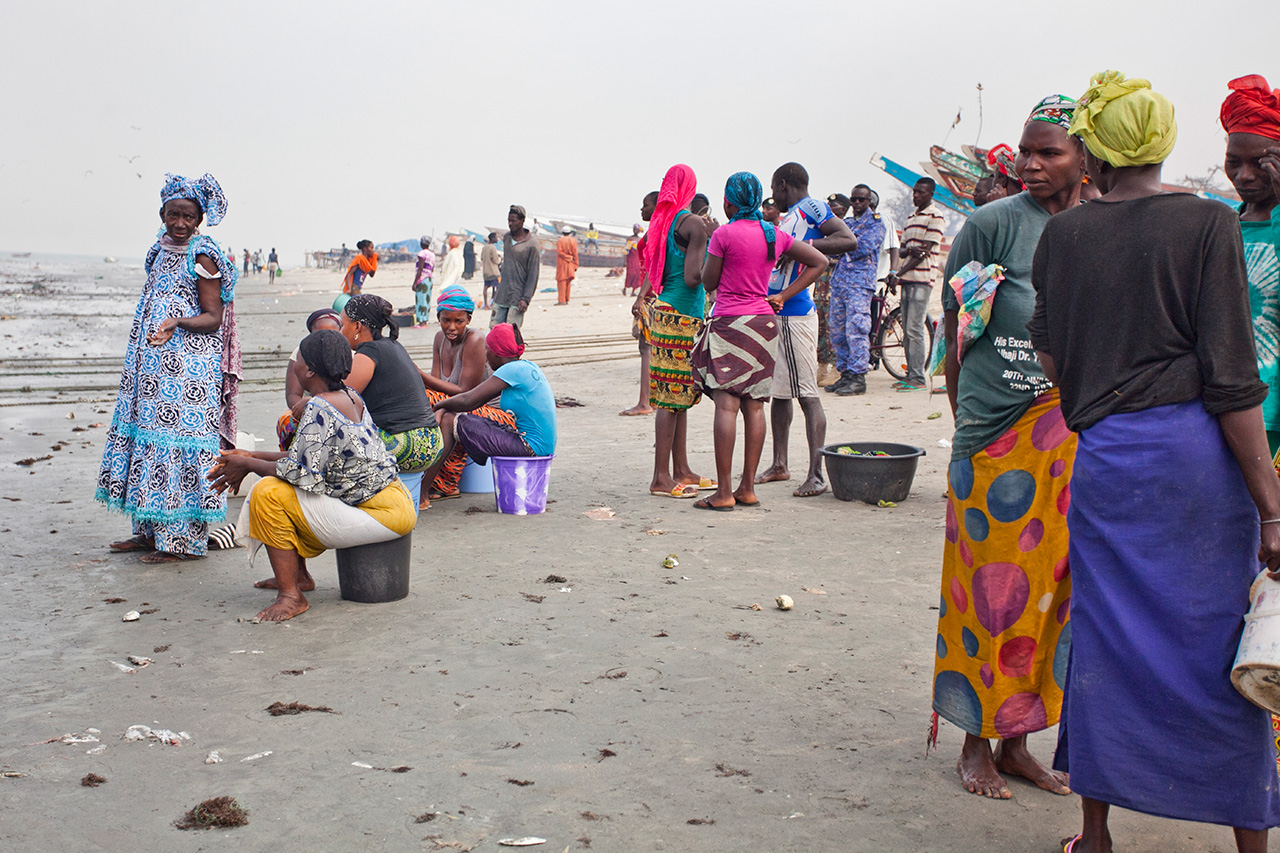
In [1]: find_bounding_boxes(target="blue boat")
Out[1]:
[870,152,975,216]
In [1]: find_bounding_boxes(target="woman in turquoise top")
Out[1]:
[658,209,706,319]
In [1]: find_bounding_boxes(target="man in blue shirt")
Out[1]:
[757,162,856,498]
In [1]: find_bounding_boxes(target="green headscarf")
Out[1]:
[1069,70,1177,167]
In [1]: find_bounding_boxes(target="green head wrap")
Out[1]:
[1069,70,1177,167]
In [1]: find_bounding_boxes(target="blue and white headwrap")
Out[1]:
[159,172,229,226]
[724,171,775,259]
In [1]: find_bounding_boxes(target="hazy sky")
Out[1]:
[4,1,1277,264]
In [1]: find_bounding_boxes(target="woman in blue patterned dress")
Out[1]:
[97,173,240,563]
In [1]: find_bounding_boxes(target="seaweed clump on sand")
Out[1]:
[80,773,107,787]
[174,796,249,830]
[266,701,335,716]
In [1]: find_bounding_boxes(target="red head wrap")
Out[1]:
[1221,75,1280,141]
[645,164,697,297]
[486,323,524,358]
[986,143,1018,178]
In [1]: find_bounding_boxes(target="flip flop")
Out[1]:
[1062,835,1082,853]
[109,535,155,553]
[734,499,761,507]
[140,551,201,564]
[895,384,923,392]
[693,497,734,512]
[429,490,462,501]
[651,484,699,499]
[693,477,717,490]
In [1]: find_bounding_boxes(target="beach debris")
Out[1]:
[121,611,140,622]
[415,811,441,823]
[498,838,546,847]
[928,411,943,420]
[750,604,762,611]
[108,660,136,674]
[583,507,615,520]
[877,500,898,508]
[521,593,545,604]
[266,701,335,716]
[124,725,189,745]
[280,668,311,676]
[15,455,53,466]
[687,818,716,826]
[154,645,170,653]
[80,773,106,788]
[938,439,952,448]
[559,587,572,593]
[662,553,679,569]
[86,745,106,755]
[784,812,804,819]
[507,778,535,786]
[351,762,374,769]
[103,597,126,604]
[45,731,100,745]
[653,631,669,637]
[596,748,617,762]
[126,655,154,668]
[554,396,585,408]
[775,595,794,611]
[714,762,751,778]
[204,750,223,765]
[2,771,27,778]
[240,751,272,762]
[230,649,264,654]
[598,670,627,680]
[801,587,827,595]
[542,574,567,584]
[173,796,249,830]
[66,412,75,420]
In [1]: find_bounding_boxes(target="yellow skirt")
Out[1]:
[932,391,1076,739]
[248,477,415,559]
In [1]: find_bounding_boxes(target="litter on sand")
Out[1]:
[583,507,616,520]
[205,750,223,764]
[240,751,272,762]
[126,655,153,667]
[124,725,189,745]
[498,839,547,847]
[877,500,898,508]
[121,611,140,622]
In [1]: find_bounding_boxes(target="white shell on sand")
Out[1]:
[121,611,140,622]
[775,595,794,611]
[126,655,153,667]
[109,660,136,674]
[498,839,547,847]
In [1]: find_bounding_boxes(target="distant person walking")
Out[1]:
[462,238,476,280]
[480,232,501,310]
[585,223,599,253]
[622,191,659,417]
[494,205,540,329]
[253,249,262,275]
[267,247,279,285]
[243,247,250,276]
[413,236,435,327]
[555,227,579,304]
[624,223,645,296]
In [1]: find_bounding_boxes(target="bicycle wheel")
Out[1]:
[876,307,909,381]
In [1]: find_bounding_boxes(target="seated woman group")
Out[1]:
[210,329,416,622]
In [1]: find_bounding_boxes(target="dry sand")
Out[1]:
[0,259,1239,851]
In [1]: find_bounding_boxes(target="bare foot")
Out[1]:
[619,405,654,416]
[254,594,309,622]
[255,571,315,592]
[755,465,791,484]
[958,737,1011,799]
[995,740,1071,795]
[793,476,828,498]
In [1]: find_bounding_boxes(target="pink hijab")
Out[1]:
[645,164,697,296]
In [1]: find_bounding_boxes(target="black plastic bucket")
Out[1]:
[820,442,926,504]
[335,533,412,603]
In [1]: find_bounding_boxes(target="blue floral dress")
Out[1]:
[96,235,237,555]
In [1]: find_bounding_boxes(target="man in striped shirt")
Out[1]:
[887,178,945,389]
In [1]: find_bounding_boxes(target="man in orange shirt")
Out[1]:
[555,227,579,304]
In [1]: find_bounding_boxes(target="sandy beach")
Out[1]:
[0,258,1236,851]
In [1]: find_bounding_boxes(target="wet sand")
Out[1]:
[0,260,1237,851]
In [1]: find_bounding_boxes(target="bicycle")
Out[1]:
[868,282,936,383]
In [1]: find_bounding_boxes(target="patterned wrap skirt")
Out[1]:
[648,302,702,412]
[932,390,1075,740]
[694,314,779,400]
[377,424,444,474]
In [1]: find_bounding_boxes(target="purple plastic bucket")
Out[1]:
[491,455,554,515]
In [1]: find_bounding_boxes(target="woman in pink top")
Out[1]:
[694,172,827,510]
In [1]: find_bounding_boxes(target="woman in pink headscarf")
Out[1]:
[637,164,714,498]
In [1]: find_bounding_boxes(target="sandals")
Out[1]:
[140,551,201,564]
[651,484,699,499]
[428,490,462,502]
[693,497,734,512]
[109,535,155,553]
[1062,835,1082,853]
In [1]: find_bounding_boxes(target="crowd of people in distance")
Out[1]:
[92,66,1280,853]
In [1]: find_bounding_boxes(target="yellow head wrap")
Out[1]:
[1069,70,1177,167]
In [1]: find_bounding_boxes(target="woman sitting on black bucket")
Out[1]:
[208,329,415,622]
[432,322,557,465]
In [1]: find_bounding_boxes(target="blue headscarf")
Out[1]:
[724,171,776,260]
[159,172,229,226]
[436,284,475,314]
